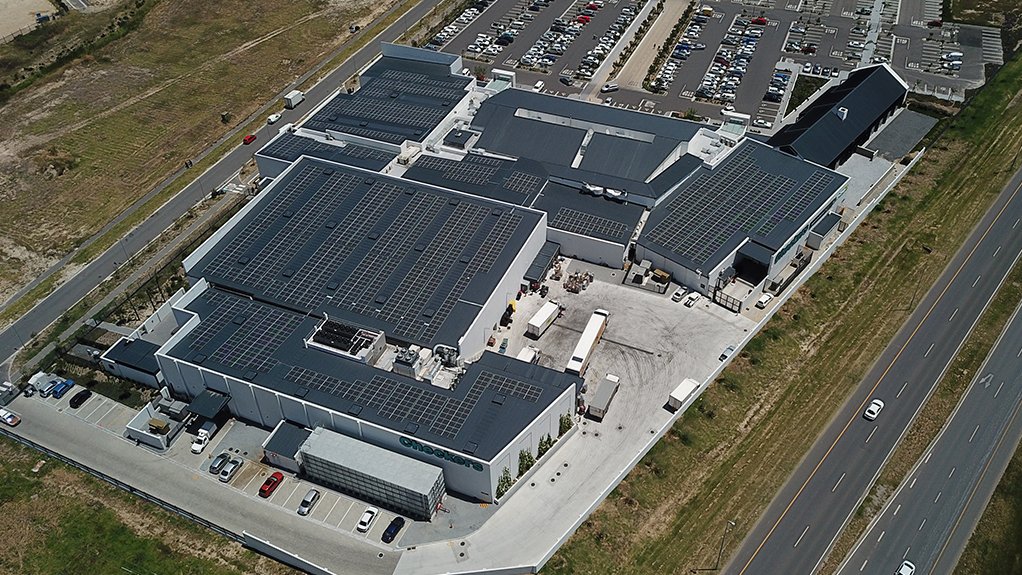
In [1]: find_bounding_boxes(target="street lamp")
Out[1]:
[715,520,736,569]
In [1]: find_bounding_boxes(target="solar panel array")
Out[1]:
[550,207,631,241]
[756,170,834,236]
[414,154,499,186]
[187,291,302,374]
[259,133,394,164]
[646,146,809,265]
[284,365,542,440]
[304,67,467,144]
[503,171,543,195]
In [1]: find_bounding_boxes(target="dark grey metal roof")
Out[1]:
[402,153,548,206]
[167,287,579,461]
[812,212,842,235]
[768,65,907,167]
[189,389,230,419]
[648,154,704,196]
[640,139,847,272]
[188,157,542,351]
[471,89,701,191]
[104,338,161,375]
[264,421,313,458]
[524,241,560,284]
[531,181,644,245]
[304,56,471,144]
[256,132,395,171]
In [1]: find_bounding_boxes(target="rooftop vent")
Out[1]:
[834,106,849,121]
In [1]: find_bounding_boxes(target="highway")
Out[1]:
[839,299,1022,574]
[725,160,1022,574]
[0,0,434,380]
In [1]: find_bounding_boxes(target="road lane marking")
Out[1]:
[833,472,846,492]
[993,245,1002,257]
[925,451,932,463]
[894,504,901,516]
[934,491,941,503]
[878,530,885,542]
[949,308,958,321]
[860,559,868,572]
[897,381,909,398]
[1014,218,1019,228]
[794,525,810,547]
[948,467,955,479]
[924,343,935,357]
[904,546,911,559]
[737,178,1022,575]
[969,425,980,442]
[910,477,917,489]
[919,518,926,531]
[1018,345,1022,357]
[995,381,1005,398]
[973,275,982,287]
[865,427,877,444]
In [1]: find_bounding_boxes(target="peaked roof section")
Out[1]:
[768,64,907,167]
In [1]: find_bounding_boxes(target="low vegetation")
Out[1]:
[545,48,1022,575]
[785,73,826,115]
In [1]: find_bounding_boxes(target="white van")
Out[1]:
[533,80,545,92]
[941,51,964,61]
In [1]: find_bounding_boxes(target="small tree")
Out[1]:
[496,466,514,498]
[559,412,573,437]
[537,434,554,458]
[518,449,536,477]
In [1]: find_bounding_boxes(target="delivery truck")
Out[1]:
[284,90,305,109]
[668,378,701,411]
[588,373,620,421]
[527,300,561,338]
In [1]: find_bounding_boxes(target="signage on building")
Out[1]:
[400,436,484,472]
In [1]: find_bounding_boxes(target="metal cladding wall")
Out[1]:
[547,228,626,269]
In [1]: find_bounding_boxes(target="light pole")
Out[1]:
[715,520,736,570]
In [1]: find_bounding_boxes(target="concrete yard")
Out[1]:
[0,0,53,42]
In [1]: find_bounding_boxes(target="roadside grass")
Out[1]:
[544,53,1022,575]
[0,0,397,307]
[957,437,1022,574]
[0,437,297,575]
[786,73,827,114]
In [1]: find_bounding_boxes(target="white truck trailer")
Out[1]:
[668,378,701,411]
[588,373,620,421]
[566,309,609,376]
[527,300,561,338]
[284,90,305,109]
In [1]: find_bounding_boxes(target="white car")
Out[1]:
[0,407,21,427]
[755,293,774,308]
[357,506,379,532]
[897,560,915,575]
[753,119,773,128]
[267,113,282,124]
[684,292,701,307]
[671,288,686,302]
[864,398,885,421]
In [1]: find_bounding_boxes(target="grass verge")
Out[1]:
[957,434,1022,573]
[786,73,827,115]
[544,51,1022,575]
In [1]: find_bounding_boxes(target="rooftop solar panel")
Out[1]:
[550,207,630,241]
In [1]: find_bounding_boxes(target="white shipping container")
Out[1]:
[527,300,561,337]
[668,378,701,410]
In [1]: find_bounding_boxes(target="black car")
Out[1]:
[209,452,231,474]
[381,517,406,543]
[559,76,572,86]
[68,389,93,409]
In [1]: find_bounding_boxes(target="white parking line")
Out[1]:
[281,483,302,508]
[93,404,118,425]
[241,470,260,492]
[338,501,358,528]
[325,495,341,520]
[83,399,107,420]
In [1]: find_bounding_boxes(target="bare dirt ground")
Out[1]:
[0,0,393,307]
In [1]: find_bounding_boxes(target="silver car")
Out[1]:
[218,458,243,482]
[297,488,321,516]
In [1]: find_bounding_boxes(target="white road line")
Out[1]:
[241,471,260,492]
[1018,346,1022,357]
[878,530,885,542]
[1014,218,1019,229]
[996,381,1005,398]
[897,380,909,398]
[904,546,911,559]
[934,491,941,503]
[948,308,958,321]
[924,451,932,464]
[94,404,118,425]
[969,425,980,442]
[325,495,341,521]
[794,525,810,547]
[924,342,935,357]
[338,501,358,527]
[910,476,917,489]
[993,245,1002,257]
[83,400,105,420]
[833,472,846,492]
[973,274,982,287]
[860,559,869,572]
[281,483,302,508]
[865,427,877,444]
[894,503,901,517]
[919,518,926,531]
[948,467,955,478]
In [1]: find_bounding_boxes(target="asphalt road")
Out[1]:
[724,156,1022,574]
[839,299,1022,574]
[0,0,437,381]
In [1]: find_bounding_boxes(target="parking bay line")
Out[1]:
[281,483,302,508]
[83,398,107,420]
[337,501,358,528]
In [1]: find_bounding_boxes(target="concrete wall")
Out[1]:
[101,358,162,389]
[633,244,709,293]
[242,532,336,575]
[460,217,547,357]
[547,228,626,269]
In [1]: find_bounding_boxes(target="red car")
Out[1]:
[751,16,768,25]
[258,472,284,498]
[576,15,590,23]
[243,134,257,145]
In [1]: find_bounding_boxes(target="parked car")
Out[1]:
[243,134,257,145]
[357,506,379,532]
[755,293,774,308]
[209,452,231,475]
[297,488,321,515]
[218,458,243,482]
[22,384,36,397]
[39,377,62,398]
[671,288,687,302]
[68,389,93,409]
[0,408,21,427]
[600,83,618,93]
[719,345,736,362]
[863,398,885,421]
[51,379,75,399]
[382,516,406,543]
[259,472,285,498]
